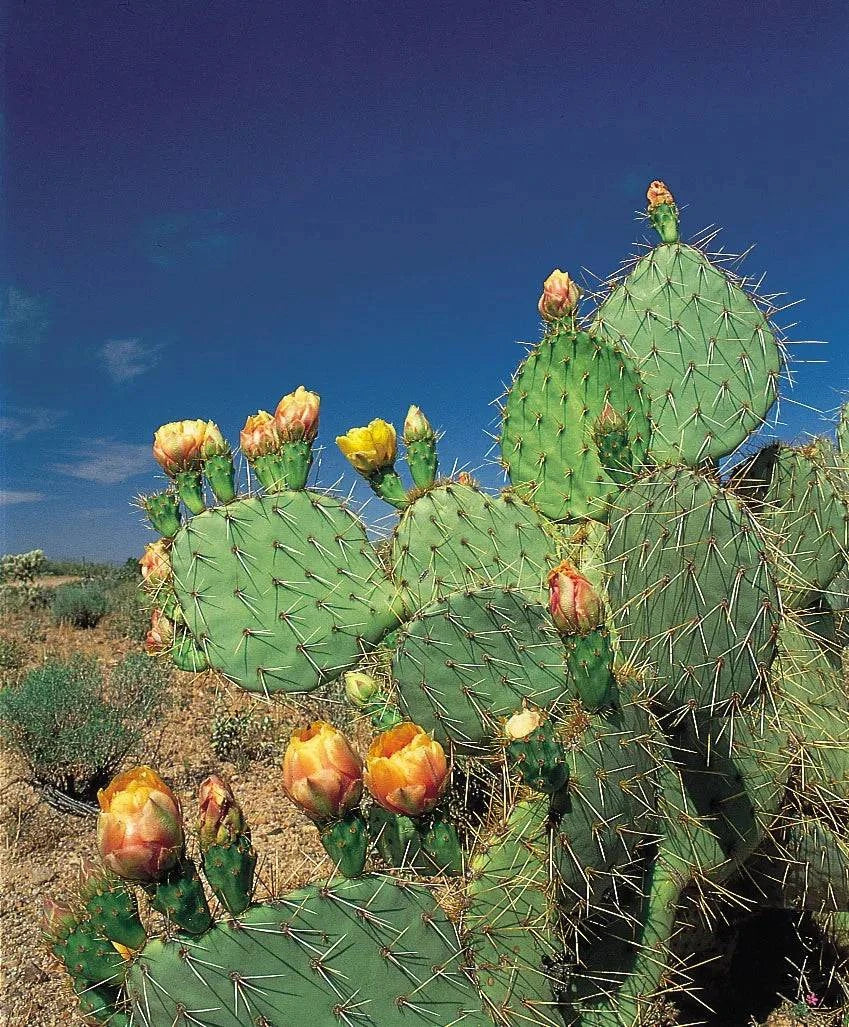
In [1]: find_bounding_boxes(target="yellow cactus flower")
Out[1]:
[336,419,397,475]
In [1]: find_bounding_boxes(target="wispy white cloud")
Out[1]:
[101,338,161,384]
[0,490,46,506]
[54,440,152,485]
[0,286,52,348]
[0,404,64,439]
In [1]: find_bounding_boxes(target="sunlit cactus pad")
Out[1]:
[501,329,651,521]
[391,483,557,608]
[606,466,779,713]
[171,492,401,692]
[126,876,487,1026]
[593,237,782,466]
[393,587,569,750]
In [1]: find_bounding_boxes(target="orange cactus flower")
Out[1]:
[364,722,449,817]
[139,540,171,589]
[240,410,281,458]
[282,722,363,822]
[275,386,320,443]
[197,775,245,851]
[145,608,174,653]
[97,767,183,882]
[153,419,226,474]
[646,180,675,209]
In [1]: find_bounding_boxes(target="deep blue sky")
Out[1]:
[3,0,848,561]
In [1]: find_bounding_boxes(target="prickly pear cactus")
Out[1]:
[49,184,849,1027]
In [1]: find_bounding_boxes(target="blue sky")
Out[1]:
[3,0,848,561]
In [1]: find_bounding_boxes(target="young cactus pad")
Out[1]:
[592,199,783,466]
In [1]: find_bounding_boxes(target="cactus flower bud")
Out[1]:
[145,608,174,653]
[646,180,675,209]
[275,386,320,443]
[97,767,184,883]
[344,670,379,709]
[139,540,171,589]
[336,419,397,476]
[198,775,245,851]
[240,410,281,458]
[282,722,363,823]
[364,722,449,818]
[42,897,78,945]
[548,560,603,636]
[153,420,225,474]
[403,405,434,444]
[504,708,544,742]
[538,270,581,322]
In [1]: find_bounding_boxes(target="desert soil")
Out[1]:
[0,603,345,1027]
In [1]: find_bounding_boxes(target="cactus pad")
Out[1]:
[593,239,782,466]
[392,587,570,752]
[500,329,651,521]
[171,492,401,693]
[606,466,779,714]
[126,876,487,1025]
[391,483,556,609]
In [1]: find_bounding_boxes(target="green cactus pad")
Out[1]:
[731,441,849,608]
[393,587,570,752]
[593,238,782,466]
[552,701,655,908]
[606,466,779,714]
[390,483,556,610]
[466,795,567,1026]
[125,876,487,1026]
[500,329,651,521]
[171,492,402,692]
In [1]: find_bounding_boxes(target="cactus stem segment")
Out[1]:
[174,469,206,515]
[367,467,410,509]
[318,810,369,878]
[203,452,237,504]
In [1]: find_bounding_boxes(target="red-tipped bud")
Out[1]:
[547,560,603,636]
[282,722,363,822]
[403,405,434,444]
[275,386,320,443]
[198,775,245,851]
[364,722,449,817]
[538,269,581,322]
[646,180,675,209]
[139,540,171,590]
[97,767,184,882]
[42,897,78,945]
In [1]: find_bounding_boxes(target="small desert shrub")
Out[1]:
[0,637,26,672]
[51,582,109,628]
[105,577,151,642]
[0,549,45,584]
[211,707,276,768]
[0,652,170,802]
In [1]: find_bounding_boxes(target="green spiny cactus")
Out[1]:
[48,181,849,1027]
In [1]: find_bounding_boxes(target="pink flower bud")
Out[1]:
[145,608,174,653]
[538,270,581,322]
[153,420,227,474]
[97,767,184,882]
[240,410,281,459]
[597,400,626,431]
[42,897,77,944]
[197,775,245,851]
[547,560,603,635]
[139,540,171,590]
[275,386,320,443]
[282,722,363,822]
[403,405,434,444]
[646,180,675,209]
